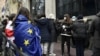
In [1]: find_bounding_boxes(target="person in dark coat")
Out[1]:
[89,11,100,56]
[47,14,57,56]
[72,15,89,56]
[60,14,72,56]
[35,14,53,56]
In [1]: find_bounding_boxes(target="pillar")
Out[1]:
[22,0,30,11]
[45,0,56,19]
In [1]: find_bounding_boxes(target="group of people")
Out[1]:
[1,7,42,56]
[59,14,89,56]
[0,6,100,56]
[0,7,57,56]
[59,11,100,56]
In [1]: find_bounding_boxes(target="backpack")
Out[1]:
[72,20,89,38]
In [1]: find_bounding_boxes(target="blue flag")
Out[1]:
[14,14,42,56]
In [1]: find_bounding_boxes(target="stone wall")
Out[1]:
[7,0,18,14]
[0,0,5,17]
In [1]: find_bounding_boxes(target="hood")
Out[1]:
[15,14,28,22]
[36,18,48,25]
[14,14,29,28]
[96,12,100,17]
[77,15,83,20]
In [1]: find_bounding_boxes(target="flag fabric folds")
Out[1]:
[14,14,42,56]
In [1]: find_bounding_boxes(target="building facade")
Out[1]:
[0,0,6,17]
[30,0,56,19]
[30,0,100,19]
[56,0,100,19]
[2,0,100,20]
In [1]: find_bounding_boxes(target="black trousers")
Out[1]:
[75,38,85,56]
[61,35,71,56]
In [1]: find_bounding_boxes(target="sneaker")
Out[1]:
[49,53,56,56]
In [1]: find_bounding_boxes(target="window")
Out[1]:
[56,0,99,19]
[30,0,45,18]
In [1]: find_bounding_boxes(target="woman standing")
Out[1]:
[14,7,42,56]
[61,14,72,56]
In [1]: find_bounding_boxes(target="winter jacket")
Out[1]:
[35,18,52,43]
[89,12,100,48]
[72,19,90,48]
[61,22,72,35]
[48,19,57,42]
[72,19,89,39]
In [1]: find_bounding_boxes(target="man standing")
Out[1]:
[89,12,100,56]
[35,14,53,56]
[72,15,89,56]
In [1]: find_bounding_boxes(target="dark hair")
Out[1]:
[8,14,16,20]
[37,14,45,19]
[64,14,72,24]
[17,7,31,20]
[12,7,35,25]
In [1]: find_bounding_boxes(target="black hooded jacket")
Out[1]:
[35,18,52,43]
[72,19,89,38]
[89,12,100,48]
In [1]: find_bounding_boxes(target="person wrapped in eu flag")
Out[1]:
[14,7,42,56]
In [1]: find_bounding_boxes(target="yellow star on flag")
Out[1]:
[27,28,33,34]
[24,39,30,46]
[28,20,31,24]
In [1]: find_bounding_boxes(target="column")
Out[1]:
[45,0,56,19]
[22,0,30,11]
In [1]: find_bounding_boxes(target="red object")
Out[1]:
[5,29,14,37]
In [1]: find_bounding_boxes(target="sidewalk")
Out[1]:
[54,42,93,56]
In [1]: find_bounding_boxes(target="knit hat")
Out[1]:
[77,15,83,19]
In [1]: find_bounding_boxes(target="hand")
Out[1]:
[62,25,66,29]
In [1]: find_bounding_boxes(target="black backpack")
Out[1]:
[72,20,89,38]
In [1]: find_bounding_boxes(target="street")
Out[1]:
[54,41,93,56]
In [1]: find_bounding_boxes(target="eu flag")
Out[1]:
[14,14,42,56]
